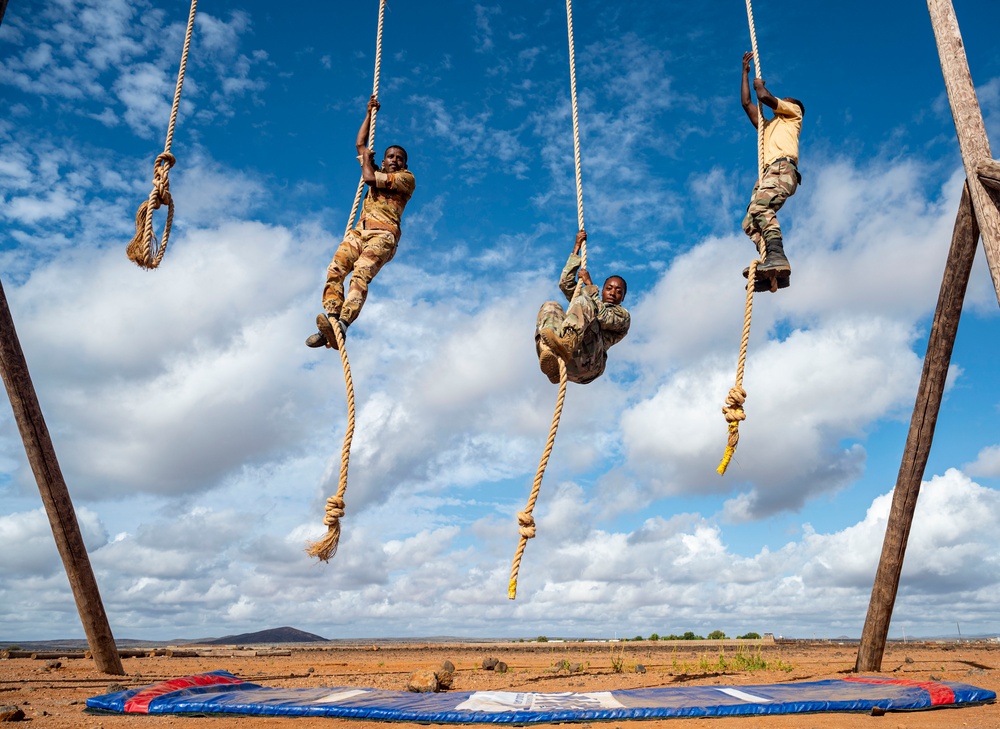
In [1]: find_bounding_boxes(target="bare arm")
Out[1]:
[741,51,759,128]
[752,78,779,111]
[356,95,380,185]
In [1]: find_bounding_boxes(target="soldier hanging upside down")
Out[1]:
[307,95,416,349]
[535,230,630,385]
[740,51,804,292]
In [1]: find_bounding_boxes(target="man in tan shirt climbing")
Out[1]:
[740,51,804,292]
[306,95,416,349]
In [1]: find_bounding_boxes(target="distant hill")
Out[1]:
[197,626,328,646]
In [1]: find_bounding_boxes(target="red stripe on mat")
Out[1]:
[124,673,245,713]
[843,676,956,706]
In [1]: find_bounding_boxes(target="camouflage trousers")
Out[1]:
[742,158,799,252]
[535,291,605,385]
[322,227,397,325]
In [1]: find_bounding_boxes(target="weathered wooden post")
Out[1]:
[927,0,1000,303]
[855,187,979,671]
[0,280,123,675]
[855,0,1000,673]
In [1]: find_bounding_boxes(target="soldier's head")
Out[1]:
[602,275,627,305]
[381,146,408,172]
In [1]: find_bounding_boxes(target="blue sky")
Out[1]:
[1,0,999,643]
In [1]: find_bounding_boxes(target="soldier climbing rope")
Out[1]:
[305,0,389,563]
[718,0,805,474]
[508,0,589,600]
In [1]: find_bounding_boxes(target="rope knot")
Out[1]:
[323,496,346,525]
[721,386,747,422]
[517,511,536,539]
[149,153,175,209]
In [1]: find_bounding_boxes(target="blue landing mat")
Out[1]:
[87,671,995,722]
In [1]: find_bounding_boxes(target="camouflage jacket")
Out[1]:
[558,253,630,383]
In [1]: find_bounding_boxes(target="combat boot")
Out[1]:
[758,237,791,277]
[315,313,348,351]
[540,326,579,363]
[305,331,327,348]
[742,266,790,292]
[538,344,561,384]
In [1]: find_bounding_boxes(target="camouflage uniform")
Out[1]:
[535,253,630,385]
[742,98,803,252]
[323,167,416,325]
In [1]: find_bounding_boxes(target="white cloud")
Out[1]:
[2,1,999,644]
[965,444,1000,478]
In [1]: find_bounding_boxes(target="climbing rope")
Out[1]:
[508,0,586,599]
[717,0,766,475]
[126,0,198,270]
[306,0,386,562]
[305,323,357,561]
[509,358,568,599]
[343,0,386,237]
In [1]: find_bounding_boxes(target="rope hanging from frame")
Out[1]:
[509,0,588,599]
[305,0,386,562]
[125,0,198,270]
[717,0,766,475]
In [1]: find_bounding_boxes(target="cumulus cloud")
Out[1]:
[964,445,1000,478]
[1,1,998,643]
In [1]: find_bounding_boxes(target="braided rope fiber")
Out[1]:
[508,0,587,599]
[306,323,357,561]
[126,0,198,270]
[305,0,386,562]
[718,0,766,475]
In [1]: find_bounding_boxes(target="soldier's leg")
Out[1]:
[754,162,799,278]
[340,230,398,326]
[535,301,565,383]
[540,290,597,362]
[742,180,765,253]
[752,163,798,247]
[563,289,598,338]
[322,229,363,318]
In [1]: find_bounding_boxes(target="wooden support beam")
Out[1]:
[976,158,1000,195]
[855,183,979,672]
[928,0,1000,307]
[0,279,124,676]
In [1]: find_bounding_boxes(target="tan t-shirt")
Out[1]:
[358,169,416,240]
[762,98,803,168]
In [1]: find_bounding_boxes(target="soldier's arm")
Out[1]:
[558,254,581,301]
[753,78,779,111]
[598,305,630,348]
[357,96,379,185]
[741,52,759,128]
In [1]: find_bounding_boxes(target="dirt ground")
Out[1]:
[1,640,997,728]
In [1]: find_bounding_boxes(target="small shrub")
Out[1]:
[610,643,626,673]
[536,636,548,643]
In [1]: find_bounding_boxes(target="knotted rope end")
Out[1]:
[306,496,346,562]
[305,524,341,562]
[717,420,742,475]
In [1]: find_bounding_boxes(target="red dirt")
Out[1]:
[1,640,997,728]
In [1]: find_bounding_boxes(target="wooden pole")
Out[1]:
[0,279,124,675]
[855,184,979,672]
[927,0,1000,307]
[0,0,9,27]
